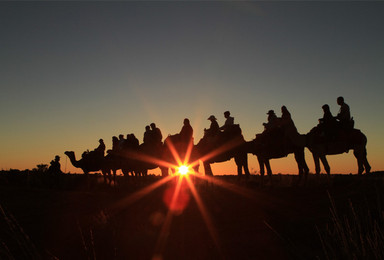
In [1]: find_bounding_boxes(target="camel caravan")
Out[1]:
[65,97,371,183]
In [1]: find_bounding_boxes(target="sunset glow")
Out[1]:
[1,1,383,175]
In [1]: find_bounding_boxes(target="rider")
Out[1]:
[319,104,336,125]
[118,134,126,150]
[279,106,298,130]
[319,104,337,141]
[179,118,193,144]
[263,110,278,131]
[111,136,120,153]
[150,123,163,145]
[127,133,140,148]
[94,139,106,156]
[336,96,352,130]
[204,115,220,137]
[48,155,62,174]
[143,125,152,144]
[220,111,234,131]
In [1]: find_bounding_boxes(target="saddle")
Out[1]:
[199,125,244,153]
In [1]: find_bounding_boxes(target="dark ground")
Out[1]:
[0,172,383,260]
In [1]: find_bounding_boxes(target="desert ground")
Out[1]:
[1,172,383,260]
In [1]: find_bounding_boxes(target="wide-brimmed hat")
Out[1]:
[267,110,275,115]
[207,115,217,120]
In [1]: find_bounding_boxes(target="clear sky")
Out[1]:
[1,1,383,175]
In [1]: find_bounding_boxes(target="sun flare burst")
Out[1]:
[110,135,250,259]
[178,165,190,175]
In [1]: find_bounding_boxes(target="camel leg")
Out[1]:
[265,159,273,184]
[295,150,308,185]
[353,149,365,175]
[257,157,265,185]
[160,167,168,177]
[354,146,371,174]
[204,162,213,176]
[237,164,242,178]
[313,153,321,175]
[243,158,250,179]
[320,155,330,175]
[235,156,246,178]
[363,157,371,174]
[258,158,265,177]
[294,151,304,176]
[265,160,272,177]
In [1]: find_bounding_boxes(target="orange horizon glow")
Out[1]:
[2,107,380,176]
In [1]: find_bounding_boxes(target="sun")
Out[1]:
[178,165,190,175]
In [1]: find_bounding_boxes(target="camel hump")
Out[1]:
[224,124,242,135]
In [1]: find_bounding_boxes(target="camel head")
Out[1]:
[64,151,75,157]
[64,151,77,163]
[64,151,83,169]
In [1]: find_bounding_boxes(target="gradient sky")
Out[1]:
[1,1,383,175]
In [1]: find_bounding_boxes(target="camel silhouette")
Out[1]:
[64,151,110,178]
[247,124,309,184]
[306,126,371,175]
[163,135,199,174]
[195,125,250,178]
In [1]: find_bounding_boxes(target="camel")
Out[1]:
[163,135,199,174]
[64,151,110,178]
[65,145,166,184]
[195,125,250,178]
[101,135,166,183]
[247,125,309,183]
[306,127,371,175]
[103,151,134,183]
[120,143,169,177]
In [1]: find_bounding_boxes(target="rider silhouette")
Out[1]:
[150,123,163,145]
[336,96,353,130]
[220,111,234,131]
[263,110,278,131]
[94,139,106,156]
[205,115,220,137]
[319,104,337,141]
[179,118,193,143]
[143,125,151,144]
[48,155,62,174]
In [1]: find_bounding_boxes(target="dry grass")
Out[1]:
[0,171,383,259]
[318,191,384,260]
[0,204,41,259]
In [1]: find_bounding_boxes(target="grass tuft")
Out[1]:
[318,192,384,259]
